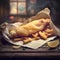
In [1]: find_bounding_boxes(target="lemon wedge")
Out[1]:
[47,40,60,48]
[12,45,21,49]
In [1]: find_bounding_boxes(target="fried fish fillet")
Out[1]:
[9,19,50,38]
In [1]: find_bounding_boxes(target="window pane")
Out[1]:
[18,2,26,15]
[10,2,17,14]
[28,0,36,15]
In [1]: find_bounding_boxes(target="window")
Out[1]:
[10,0,26,15]
[10,0,36,16]
[10,2,17,14]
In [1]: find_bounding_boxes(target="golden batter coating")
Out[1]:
[9,18,50,38]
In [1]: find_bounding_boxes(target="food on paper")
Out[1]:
[7,18,55,44]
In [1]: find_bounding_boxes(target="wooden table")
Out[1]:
[0,44,60,57]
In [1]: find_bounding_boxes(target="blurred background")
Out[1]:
[0,0,60,25]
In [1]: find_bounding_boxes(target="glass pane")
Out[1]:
[10,2,17,14]
[18,2,26,15]
[28,0,36,15]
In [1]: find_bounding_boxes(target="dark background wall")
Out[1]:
[0,0,10,18]
[49,0,60,25]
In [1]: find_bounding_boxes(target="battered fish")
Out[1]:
[9,19,50,38]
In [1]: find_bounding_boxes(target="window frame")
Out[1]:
[10,0,27,16]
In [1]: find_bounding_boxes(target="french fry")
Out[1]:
[45,28,53,33]
[45,28,54,37]
[23,38,33,44]
[32,33,40,40]
[39,31,47,40]
[33,37,40,40]
[13,38,22,42]
[32,33,38,37]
